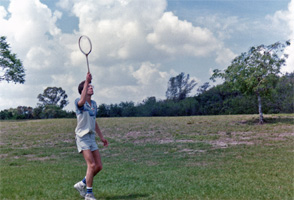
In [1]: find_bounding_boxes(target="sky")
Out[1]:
[0,0,293,111]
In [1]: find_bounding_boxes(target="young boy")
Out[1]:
[74,72,108,200]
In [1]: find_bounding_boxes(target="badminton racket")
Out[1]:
[78,35,92,73]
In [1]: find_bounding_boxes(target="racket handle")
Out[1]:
[86,55,90,73]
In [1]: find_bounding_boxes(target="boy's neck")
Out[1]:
[86,96,91,104]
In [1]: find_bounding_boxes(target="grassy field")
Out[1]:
[0,114,293,200]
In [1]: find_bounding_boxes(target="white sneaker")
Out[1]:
[85,193,97,200]
[74,181,86,197]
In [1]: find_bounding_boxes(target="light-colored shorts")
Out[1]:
[75,133,98,153]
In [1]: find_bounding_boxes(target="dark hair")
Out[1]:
[78,81,85,94]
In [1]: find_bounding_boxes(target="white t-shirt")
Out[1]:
[74,98,97,137]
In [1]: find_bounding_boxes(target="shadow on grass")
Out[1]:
[242,117,294,125]
[104,193,149,200]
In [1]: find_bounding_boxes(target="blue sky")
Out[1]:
[0,0,293,111]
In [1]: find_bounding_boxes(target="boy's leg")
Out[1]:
[82,149,103,186]
[92,150,103,176]
[83,150,102,200]
[82,150,96,188]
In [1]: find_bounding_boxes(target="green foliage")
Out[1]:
[97,104,110,117]
[140,97,159,116]
[211,42,289,96]
[119,101,137,117]
[0,36,25,84]
[37,105,68,119]
[263,72,294,113]
[211,41,290,123]
[166,72,197,101]
[95,73,293,118]
[109,104,123,117]
[37,87,69,109]
[197,82,210,94]
[0,105,75,120]
[0,106,33,120]
[0,109,13,120]
[1,73,292,120]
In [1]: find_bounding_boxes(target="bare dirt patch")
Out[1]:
[179,148,206,154]
[0,154,8,158]
[26,154,57,161]
[126,129,294,149]
[124,130,175,144]
[277,132,294,137]
[209,131,294,148]
[209,140,254,148]
[110,123,293,154]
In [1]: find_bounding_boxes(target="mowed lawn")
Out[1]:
[0,114,293,200]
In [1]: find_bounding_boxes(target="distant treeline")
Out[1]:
[0,105,76,120]
[1,73,292,120]
[97,72,293,117]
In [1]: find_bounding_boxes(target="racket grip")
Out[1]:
[86,55,90,73]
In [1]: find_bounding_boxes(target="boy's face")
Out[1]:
[87,84,94,95]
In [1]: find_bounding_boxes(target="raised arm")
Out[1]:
[78,72,92,107]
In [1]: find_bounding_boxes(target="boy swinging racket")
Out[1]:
[74,36,108,200]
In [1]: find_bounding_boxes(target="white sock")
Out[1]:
[87,187,93,194]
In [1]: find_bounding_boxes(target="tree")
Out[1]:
[211,41,289,124]
[197,82,210,94]
[41,105,67,119]
[0,36,25,84]
[109,104,122,117]
[16,106,33,119]
[276,72,294,113]
[0,109,13,120]
[37,87,69,109]
[139,97,158,116]
[265,72,294,113]
[97,104,110,117]
[119,101,137,117]
[166,72,197,101]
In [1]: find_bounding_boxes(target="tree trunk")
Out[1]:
[257,93,264,124]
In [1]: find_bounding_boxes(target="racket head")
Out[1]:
[79,35,92,55]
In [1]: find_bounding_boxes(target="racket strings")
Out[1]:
[79,36,92,55]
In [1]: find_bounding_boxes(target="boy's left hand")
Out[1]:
[101,138,108,147]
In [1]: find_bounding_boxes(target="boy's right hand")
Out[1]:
[86,72,92,83]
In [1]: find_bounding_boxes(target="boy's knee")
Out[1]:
[88,162,96,171]
[95,164,102,173]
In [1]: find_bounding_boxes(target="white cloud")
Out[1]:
[0,0,68,109]
[0,6,7,19]
[0,82,41,110]
[65,0,167,63]
[147,12,219,57]
[0,0,244,111]
[146,12,237,68]
[284,44,294,74]
[4,0,61,47]
[96,62,174,104]
[283,0,294,73]
[215,47,236,67]
[1,0,64,71]
[133,62,168,86]
[270,0,294,73]
[56,0,74,10]
[267,5,292,40]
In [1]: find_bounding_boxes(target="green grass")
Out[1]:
[0,114,293,199]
